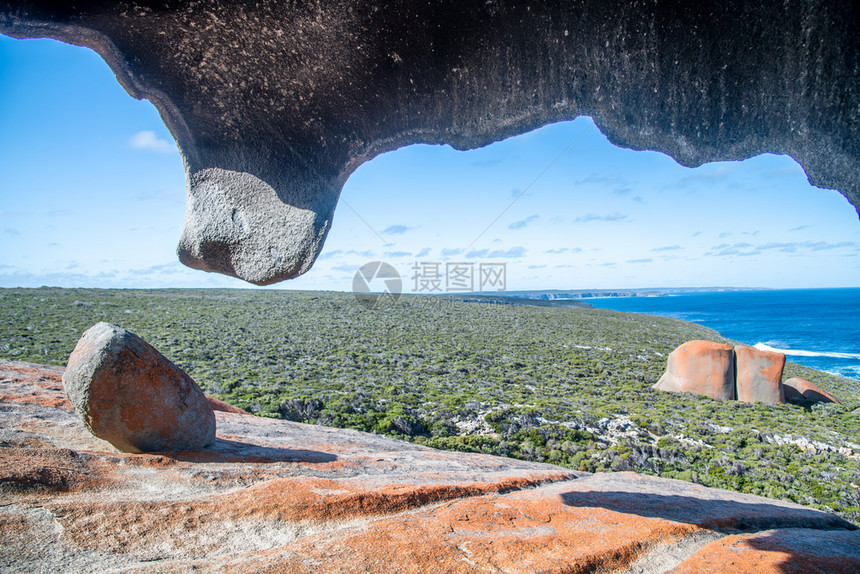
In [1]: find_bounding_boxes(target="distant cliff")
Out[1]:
[497,287,765,300]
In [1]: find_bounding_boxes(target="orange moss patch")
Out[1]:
[51,472,572,558]
[0,514,31,538]
[236,489,700,574]
[0,361,70,409]
[224,473,572,521]
[0,389,71,409]
[0,448,104,494]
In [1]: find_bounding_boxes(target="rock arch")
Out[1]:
[2,0,857,283]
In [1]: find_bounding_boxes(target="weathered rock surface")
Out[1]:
[655,342,799,405]
[2,2,858,284]
[783,377,843,405]
[653,340,736,401]
[669,528,860,573]
[62,323,216,453]
[735,346,786,405]
[5,359,857,572]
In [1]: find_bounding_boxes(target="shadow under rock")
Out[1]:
[562,488,860,572]
[560,489,856,533]
[741,528,860,574]
[160,437,337,464]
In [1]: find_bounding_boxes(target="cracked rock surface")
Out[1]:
[1,1,858,284]
[2,359,859,573]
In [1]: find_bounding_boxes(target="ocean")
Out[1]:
[584,288,860,381]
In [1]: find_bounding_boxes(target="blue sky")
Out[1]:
[2,35,859,291]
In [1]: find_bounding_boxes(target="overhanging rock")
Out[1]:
[2,1,858,284]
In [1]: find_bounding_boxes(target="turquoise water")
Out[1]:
[585,288,860,381]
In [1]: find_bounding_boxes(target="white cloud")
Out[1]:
[318,250,344,260]
[573,212,628,223]
[466,246,526,259]
[509,214,539,230]
[129,130,175,153]
[383,224,416,235]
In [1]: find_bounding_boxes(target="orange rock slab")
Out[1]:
[2,360,858,573]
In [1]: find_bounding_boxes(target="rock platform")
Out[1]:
[1,359,858,573]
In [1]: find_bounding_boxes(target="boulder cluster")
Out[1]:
[654,340,841,405]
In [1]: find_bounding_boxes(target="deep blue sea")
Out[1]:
[585,288,860,381]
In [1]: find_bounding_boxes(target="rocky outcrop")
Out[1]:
[62,323,215,453]
[2,359,859,573]
[783,377,843,405]
[653,340,736,401]
[2,2,858,284]
[735,345,786,404]
[654,341,825,406]
[655,342,847,407]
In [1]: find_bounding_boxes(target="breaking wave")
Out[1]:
[753,342,860,360]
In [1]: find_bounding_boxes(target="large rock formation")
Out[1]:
[2,359,859,572]
[735,345,786,404]
[2,1,858,284]
[63,323,216,453]
[653,340,736,401]
[654,341,829,406]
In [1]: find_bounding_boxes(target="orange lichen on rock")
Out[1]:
[0,359,70,409]
[0,447,108,494]
[653,342,804,405]
[653,340,735,401]
[222,473,573,522]
[669,528,860,573]
[782,377,843,405]
[735,346,785,404]
[253,494,701,574]
[207,395,249,414]
[62,323,215,453]
[51,472,573,560]
[0,388,71,409]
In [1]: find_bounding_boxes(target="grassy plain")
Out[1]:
[2,287,859,523]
